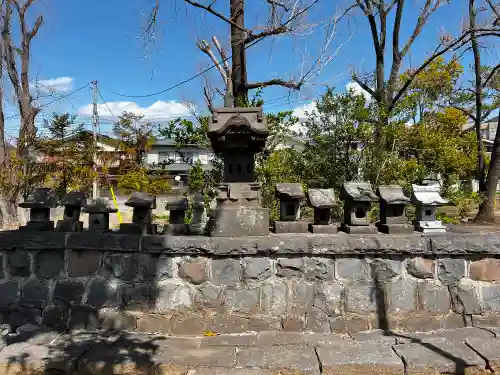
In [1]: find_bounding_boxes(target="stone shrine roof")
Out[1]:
[275,183,305,199]
[208,107,268,136]
[83,198,118,213]
[411,184,448,206]
[166,197,189,211]
[308,189,336,208]
[377,185,410,205]
[340,182,378,202]
[19,188,57,209]
[125,192,156,209]
[61,191,87,207]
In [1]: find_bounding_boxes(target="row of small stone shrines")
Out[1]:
[17,183,447,236]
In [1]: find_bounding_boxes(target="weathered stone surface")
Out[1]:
[68,306,100,330]
[438,258,466,285]
[53,280,85,305]
[317,342,404,375]
[275,221,309,234]
[393,341,485,375]
[194,283,224,309]
[35,250,65,279]
[212,258,240,286]
[336,258,371,282]
[406,257,435,279]
[417,281,451,313]
[314,281,343,317]
[154,280,193,312]
[387,278,417,313]
[157,345,235,368]
[276,258,303,277]
[290,280,315,314]
[42,300,69,331]
[179,257,209,284]
[346,283,378,313]
[370,259,401,281]
[7,251,31,277]
[482,284,500,313]
[282,315,304,331]
[350,329,397,345]
[330,316,370,333]
[0,231,67,251]
[0,254,3,280]
[205,315,249,333]
[20,279,49,308]
[86,278,119,308]
[138,254,172,281]
[470,258,500,281]
[169,314,205,335]
[247,316,281,331]
[225,287,260,314]
[0,280,19,308]
[306,307,331,333]
[68,250,100,277]
[202,334,258,347]
[237,346,320,374]
[137,314,172,333]
[103,253,137,281]
[242,257,271,281]
[449,280,481,314]
[120,282,153,309]
[260,280,287,315]
[304,257,333,281]
[142,235,211,254]
[100,308,137,330]
[430,232,500,255]
[467,337,500,372]
[67,232,140,251]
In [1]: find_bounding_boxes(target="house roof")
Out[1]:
[462,116,499,131]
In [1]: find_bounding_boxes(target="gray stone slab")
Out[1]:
[316,342,404,375]
[350,329,397,344]
[236,346,320,374]
[466,337,500,372]
[393,341,486,374]
[256,331,348,346]
[201,334,258,347]
[157,345,235,367]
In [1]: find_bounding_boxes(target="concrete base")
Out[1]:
[210,207,270,237]
[340,224,378,234]
[310,224,338,234]
[164,223,188,235]
[378,223,414,234]
[274,221,309,234]
[415,220,446,234]
[56,220,83,232]
[120,223,157,235]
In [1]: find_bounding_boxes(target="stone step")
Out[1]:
[0,327,499,375]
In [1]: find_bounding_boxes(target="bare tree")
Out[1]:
[149,0,339,106]
[2,0,42,157]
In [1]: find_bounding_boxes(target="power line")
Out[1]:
[97,88,116,118]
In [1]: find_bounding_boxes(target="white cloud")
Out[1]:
[345,81,372,102]
[32,77,74,94]
[292,101,317,120]
[78,100,194,122]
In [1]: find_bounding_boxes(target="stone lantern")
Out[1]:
[274,183,307,233]
[308,188,338,233]
[83,198,117,232]
[189,195,208,235]
[377,185,413,234]
[56,191,87,232]
[339,182,378,234]
[411,184,448,233]
[208,107,269,237]
[120,192,157,235]
[19,188,57,231]
[165,197,188,235]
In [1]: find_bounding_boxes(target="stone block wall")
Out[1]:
[1,231,500,334]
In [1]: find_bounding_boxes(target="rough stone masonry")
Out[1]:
[2,230,500,335]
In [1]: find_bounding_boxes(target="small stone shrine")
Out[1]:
[189,194,207,235]
[308,188,338,233]
[120,192,157,235]
[19,188,57,231]
[165,197,188,235]
[208,107,269,236]
[56,191,87,232]
[83,198,117,232]
[274,183,308,233]
[411,184,448,233]
[340,182,378,234]
[377,185,413,234]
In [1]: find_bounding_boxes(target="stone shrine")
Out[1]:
[308,188,338,233]
[19,187,57,231]
[340,182,378,234]
[189,194,208,235]
[83,198,117,232]
[56,191,87,232]
[274,183,308,233]
[377,185,413,234]
[165,197,188,235]
[120,192,157,235]
[411,184,448,233]
[208,107,269,236]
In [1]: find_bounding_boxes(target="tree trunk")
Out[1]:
[0,195,19,230]
[230,0,248,105]
[475,114,500,223]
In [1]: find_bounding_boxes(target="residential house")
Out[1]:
[463,116,500,153]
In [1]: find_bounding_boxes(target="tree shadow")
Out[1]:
[370,261,482,375]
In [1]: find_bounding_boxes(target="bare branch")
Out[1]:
[485,63,500,86]
[196,39,228,87]
[352,74,377,98]
[265,0,291,12]
[246,79,302,90]
[212,36,230,77]
[184,0,247,31]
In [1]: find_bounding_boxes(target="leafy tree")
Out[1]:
[116,168,171,195]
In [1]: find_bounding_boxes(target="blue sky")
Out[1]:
[4,0,491,138]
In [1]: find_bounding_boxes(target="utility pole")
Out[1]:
[91,80,99,199]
